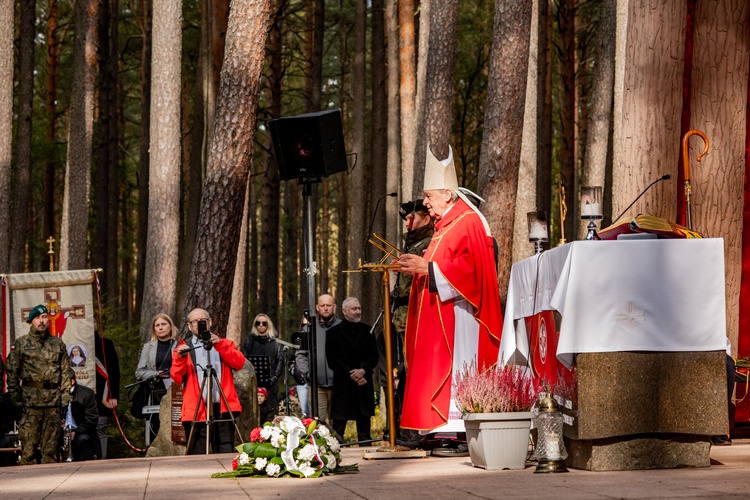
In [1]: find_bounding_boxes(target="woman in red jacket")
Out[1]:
[170,308,245,454]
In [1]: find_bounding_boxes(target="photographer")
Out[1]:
[170,308,244,454]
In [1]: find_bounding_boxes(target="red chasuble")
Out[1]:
[400,198,502,430]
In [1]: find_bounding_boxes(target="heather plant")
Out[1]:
[454,362,539,413]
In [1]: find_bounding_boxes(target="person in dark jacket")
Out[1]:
[325,297,378,444]
[66,370,101,461]
[242,314,285,415]
[95,331,120,458]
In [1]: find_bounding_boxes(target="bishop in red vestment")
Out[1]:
[398,145,502,431]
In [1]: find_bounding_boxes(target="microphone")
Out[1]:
[613,174,671,223]
[364,192,398,252]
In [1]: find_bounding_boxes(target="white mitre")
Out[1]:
[423,145,459,191]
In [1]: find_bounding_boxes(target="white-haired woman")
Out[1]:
[242,313,285,417]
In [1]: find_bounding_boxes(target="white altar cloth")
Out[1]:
[499,239,727,369]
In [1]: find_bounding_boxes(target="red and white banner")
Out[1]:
[1,270,97,390]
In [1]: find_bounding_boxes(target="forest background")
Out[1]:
[0,0,608,342]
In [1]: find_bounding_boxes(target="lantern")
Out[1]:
[532,394,569,473]
[527,211,549,255]
[580,186,603,241]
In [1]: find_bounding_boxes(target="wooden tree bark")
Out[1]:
[535,0,552,241]
[259,0,283,322]
[398,0,416,202]
[364,0,387,320]
[581,0,615,235]
[176,0,230,325]
[10,0,35,273]
[556,0,577,241]
[94,0,120,302]
[385,0,401,249]
[512,0,538,264]
[0,0,11,272]
[184,0,271,336]
[412,0,458,196]
[227,177,251,345]
[135,0,152,321]
[689,0,749,348]
[60,0,98,271]
[44,0,61,245]
[612,0,686,221]
[347,0,367,302]
[140,0,182,340]
[477,0,532,305]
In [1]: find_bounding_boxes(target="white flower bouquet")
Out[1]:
[212,416,358,478]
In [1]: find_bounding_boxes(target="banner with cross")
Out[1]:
[1,270,97,390]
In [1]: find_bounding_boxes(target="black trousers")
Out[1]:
[183,404,235,455]
[333,416,371,445]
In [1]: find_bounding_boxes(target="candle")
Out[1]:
[529,221,548,241]
[581,202,601,217]
[545,432,560,460]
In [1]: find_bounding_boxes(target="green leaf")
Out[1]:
[255,442,280,458]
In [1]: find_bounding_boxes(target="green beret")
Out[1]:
[26,304,48,323]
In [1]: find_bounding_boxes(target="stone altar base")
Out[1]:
[565,433,711,471]
[561,351,727,471]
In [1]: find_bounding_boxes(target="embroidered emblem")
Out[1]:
[615,302,646,332]
[538,316,548,364]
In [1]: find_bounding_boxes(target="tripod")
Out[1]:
[185,357,243,455]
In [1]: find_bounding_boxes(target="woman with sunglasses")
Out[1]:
[241,314,285,418]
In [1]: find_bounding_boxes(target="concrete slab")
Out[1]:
[2,440,750,499]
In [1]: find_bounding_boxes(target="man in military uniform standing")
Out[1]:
[7,304,72,464]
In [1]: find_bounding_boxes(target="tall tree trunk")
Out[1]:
[512,0,539,264]
[282,182,299,333]
[11,0,35,273]
[398,0,416,202]
[60,0,98,271]
[248,174,259,316]
[44,0,60,248]
[140,0,182,341]
[412,0,458,194]
[365,0,387,321]
[536,0,552,242]
[135,0,152,321]
[689,0,749,349]
[581,0,615,224]
[95,0,120,302]
[477,0,532,305]
[176,0,230,324]
[259,0,283,322]
[556,0,577,241]
[612,0,686,221]
[227,176,251,345]
[0,0,12,272]
[385,0,401,249]
[320,179,330,295]
[347,0,367,302]
[184,0,272,336]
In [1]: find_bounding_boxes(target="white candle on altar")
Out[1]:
[529,221,548,241]
[581,202,601,217]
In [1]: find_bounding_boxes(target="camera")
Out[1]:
[197,319,211,349]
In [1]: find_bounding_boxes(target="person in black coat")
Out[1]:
[66,370,101,461]
[242,314,285,415]
[95,332,120,459]
[325,297,378,444]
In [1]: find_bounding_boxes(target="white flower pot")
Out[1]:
[462,412,533,470]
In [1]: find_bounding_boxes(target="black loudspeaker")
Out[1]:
[268,109,348,181]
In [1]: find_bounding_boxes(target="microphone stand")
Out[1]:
[613,174,671,223]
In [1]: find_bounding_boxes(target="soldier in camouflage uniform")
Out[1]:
[7,304,72,465]
[391,200,434,336]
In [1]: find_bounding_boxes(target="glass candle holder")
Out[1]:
[527,211,548,254]
[580,186,603,240]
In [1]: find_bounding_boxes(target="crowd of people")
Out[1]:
[0,143,512,463]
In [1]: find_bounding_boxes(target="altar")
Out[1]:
[500,239,729,470]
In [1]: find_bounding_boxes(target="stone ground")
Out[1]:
[2,439,750,499]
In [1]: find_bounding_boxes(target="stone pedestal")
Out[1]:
[561,350,727,471]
